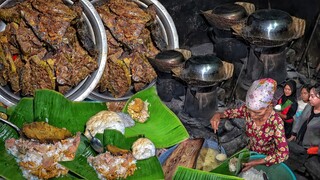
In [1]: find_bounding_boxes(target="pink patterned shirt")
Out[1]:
[223,105,289,166]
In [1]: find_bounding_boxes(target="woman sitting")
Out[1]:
[293,84,311,128]
[285,84,320,180]
[276,80,298,139]
[211,78,289,171]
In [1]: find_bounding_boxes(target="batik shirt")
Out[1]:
[223,105,289,166]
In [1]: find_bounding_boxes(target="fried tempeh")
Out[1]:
[22,121,72,143]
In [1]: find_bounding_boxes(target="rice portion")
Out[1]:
[87,151,137,180]
[5,132,81,179]
[132,138,155,160]
[84,110,125,139]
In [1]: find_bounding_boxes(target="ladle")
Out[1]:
[215,131,227,161]
[88,130,104,153]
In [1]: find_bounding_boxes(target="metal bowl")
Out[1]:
[149,50,184,73]
[212,3,247,21]
[0,0,107,106]
[203,3,247,30]
[243,9,294,41]
[180,55,225,86]
[88,0,179,101]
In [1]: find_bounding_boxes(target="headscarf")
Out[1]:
[281,79,297,103]
[246,78,277,110]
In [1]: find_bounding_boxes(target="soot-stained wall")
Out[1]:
[159,0,320,77]
[159,0,320,47]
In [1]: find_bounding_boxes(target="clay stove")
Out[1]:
[236,44,290,100]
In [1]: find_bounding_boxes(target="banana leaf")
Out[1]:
[60,155,99,180]
[7,98,34,128]
[0,123,19,141]
[210,148,250,176]
[0,126,24,180]
[173,167,244,180]
[0,88,181,179]
[33,90,107,133]
[8,89,107,133]
[96,129,143,150]
[62,129,164,180]
[0,105,7,114]
[123,86,189,148]
[99,130,164,179]
[51,173,83,180]
[58,134,99,180]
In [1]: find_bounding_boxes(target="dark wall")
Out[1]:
[159,0,320,49]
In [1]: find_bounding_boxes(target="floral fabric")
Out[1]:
[223,105,289,166]
[246,78,277,111]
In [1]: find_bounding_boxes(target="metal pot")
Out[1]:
[243,9,294,41]
[175,55,225,87]
[0,0,107,106]
[88,0,179,101]
[203,3,247,30]
[212,3,247,21]
[149,50,184,73]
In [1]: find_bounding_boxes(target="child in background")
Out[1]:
[293,84,311,127]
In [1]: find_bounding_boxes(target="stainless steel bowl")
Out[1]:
[149,50,184,73]
[243,9,294,41]
[88,0,179,101]
[180,55,225,86]
[212,3,247,21]
[0,0,107,106]
[203,3,247,30]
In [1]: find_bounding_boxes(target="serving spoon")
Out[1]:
[88,130,104,153]
[215,131,227,162]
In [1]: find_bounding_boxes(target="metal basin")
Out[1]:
[243,9,294,41]
[88,0,179,101]
[0,0,107,106]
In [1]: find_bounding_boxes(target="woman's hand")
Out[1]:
[242,158,266,172]
[210,113,221,133]
[276,111,287,119]
[287,135,296,142]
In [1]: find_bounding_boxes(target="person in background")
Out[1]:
[293,84,311,128]
[285,84,320,180]
[276,80,298,139]
[211,78,289,172]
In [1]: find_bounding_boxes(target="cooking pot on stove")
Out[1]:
[243,9,294,41]
[149,50,185,73]
[203,3,248,30]
[212,3,247,21]
[172,55,225,87]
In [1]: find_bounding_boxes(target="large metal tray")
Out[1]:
[0,0,107,106]
[87,0,179,101]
